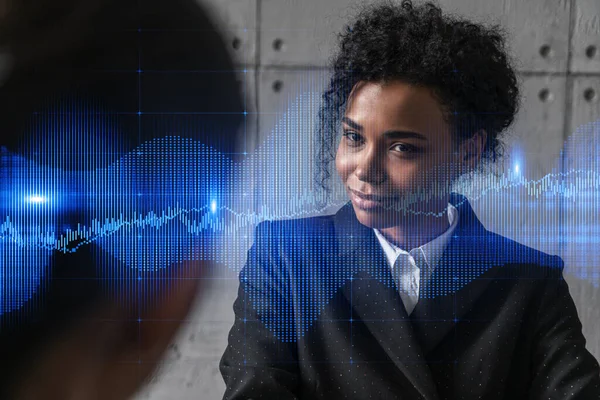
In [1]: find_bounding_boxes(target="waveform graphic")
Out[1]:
[1,91,600,319]
[4,167,600,253]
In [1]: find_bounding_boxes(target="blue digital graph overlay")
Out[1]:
[1,91,600,324]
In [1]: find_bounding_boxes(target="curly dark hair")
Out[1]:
[316,0,521,193]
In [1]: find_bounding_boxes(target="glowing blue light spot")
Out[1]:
[28,195,46,204]
[515,164,520,174]
[211,200,217,213]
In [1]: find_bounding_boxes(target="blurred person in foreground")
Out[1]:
[0,0,244,398]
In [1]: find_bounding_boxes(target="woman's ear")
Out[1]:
[456,129,487,172]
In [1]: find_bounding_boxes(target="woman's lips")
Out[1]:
[348,188,395,210]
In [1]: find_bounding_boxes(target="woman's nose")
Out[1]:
[354,149,385,184]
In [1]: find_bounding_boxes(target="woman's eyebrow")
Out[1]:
[341,116,362,131]
[342,116,427,141]
[382,130,428,141]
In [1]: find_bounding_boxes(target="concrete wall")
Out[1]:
[135,0,600,398]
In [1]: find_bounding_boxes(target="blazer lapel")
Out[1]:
[410,193,503,356]
[333,203,441,400]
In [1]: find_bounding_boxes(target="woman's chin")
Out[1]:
[352,203,395,229]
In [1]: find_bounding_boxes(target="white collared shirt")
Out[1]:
[373,203,459,315]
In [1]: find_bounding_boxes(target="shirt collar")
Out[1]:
[373,203,459,272]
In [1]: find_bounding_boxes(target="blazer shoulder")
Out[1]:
[253,214,336,243]
[484,229,564,277]
[249,215,339,279]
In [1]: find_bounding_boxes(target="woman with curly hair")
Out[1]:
[221,1,600,399]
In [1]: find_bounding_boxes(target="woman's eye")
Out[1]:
[342,131,362,144]
[392,143,416,153]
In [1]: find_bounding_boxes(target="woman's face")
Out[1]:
[335,80,463,229]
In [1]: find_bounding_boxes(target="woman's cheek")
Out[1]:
[388,164,423,193]
[335,149,351,182]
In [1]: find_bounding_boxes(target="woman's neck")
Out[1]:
[378,203,451,250]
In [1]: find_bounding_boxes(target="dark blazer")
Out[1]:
[220,193,600,399]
